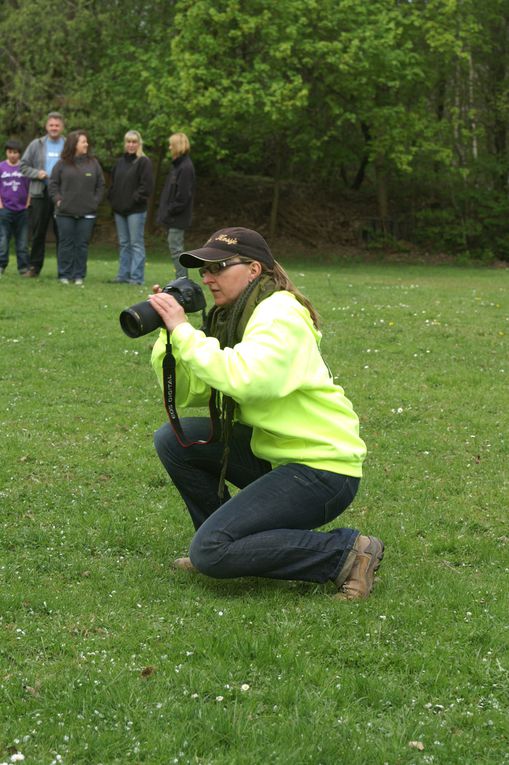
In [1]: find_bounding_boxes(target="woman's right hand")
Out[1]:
[148,291,187,332]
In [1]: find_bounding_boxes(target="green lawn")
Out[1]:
[1,247,508,764]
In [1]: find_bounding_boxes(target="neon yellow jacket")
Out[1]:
[151,291,366,477]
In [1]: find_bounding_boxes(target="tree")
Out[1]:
[148,0,319,236]
[1,0,509,255]
[0,0,175,157]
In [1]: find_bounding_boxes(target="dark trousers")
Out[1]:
[29,190,59,273]
[0,208,29,272]
[56,216,95,280]
[154,419,360,583]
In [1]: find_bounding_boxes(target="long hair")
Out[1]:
[262,261,320,328]
[60,130,90,164]
[124,129,145,158]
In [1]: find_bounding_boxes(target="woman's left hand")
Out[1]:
[148,291,187,333]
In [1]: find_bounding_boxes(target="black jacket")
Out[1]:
[156,154,195,229]
[49,156,104,217]
[108,153,154,216]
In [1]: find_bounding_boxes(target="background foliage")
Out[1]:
[1,0,509,256]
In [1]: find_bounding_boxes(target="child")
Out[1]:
[0,139,31,276]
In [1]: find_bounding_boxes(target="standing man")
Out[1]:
[20,111,65,277]
[156,132,195,279]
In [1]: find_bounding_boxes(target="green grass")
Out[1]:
[1,246,508,764]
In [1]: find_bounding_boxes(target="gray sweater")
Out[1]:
[20,135,63,198]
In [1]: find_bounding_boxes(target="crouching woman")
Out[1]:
[149,227,384,600]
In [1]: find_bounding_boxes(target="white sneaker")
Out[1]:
[74,278,84,286]
[59,278,70,284]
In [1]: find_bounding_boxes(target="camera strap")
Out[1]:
[162,334,220,447]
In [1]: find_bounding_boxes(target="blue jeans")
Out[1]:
[56,216,95,280]
[168,228,188,278]
[154,419,360,583]
[0,208,29,272]
[114,211,147,284]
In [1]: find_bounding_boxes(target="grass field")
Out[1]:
[1,245,508,765]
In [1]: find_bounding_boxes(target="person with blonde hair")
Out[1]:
[156,131,195,279]
[108,130,154,284]
[148,227,384,601]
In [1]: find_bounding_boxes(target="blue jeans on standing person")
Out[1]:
[114,211,147,284]
[168,227,187,279]
[154,419,361,583]
[56,216,95,281]
[0,208,29,273]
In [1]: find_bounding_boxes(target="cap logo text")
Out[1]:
[215,234,238,246]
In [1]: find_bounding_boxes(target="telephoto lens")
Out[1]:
[119,300,162,338]
[119,277,206,338]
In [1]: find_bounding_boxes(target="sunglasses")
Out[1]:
[198,260,250,277]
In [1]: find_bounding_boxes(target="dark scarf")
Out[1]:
[205,274,277,497]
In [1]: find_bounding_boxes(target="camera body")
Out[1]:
[119,277,206,338]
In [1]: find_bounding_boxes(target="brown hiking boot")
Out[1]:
[173,556,197,573]
[22,267,39,278]
[335,535,384,601]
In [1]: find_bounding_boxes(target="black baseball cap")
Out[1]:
[180,227,275,269]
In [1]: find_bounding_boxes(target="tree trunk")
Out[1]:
[489,17,508,190]
[468,52,478,161]
[269,151,282,238]
[351,154,369,191]
[374,153,389,231]
[351,121,371,191]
